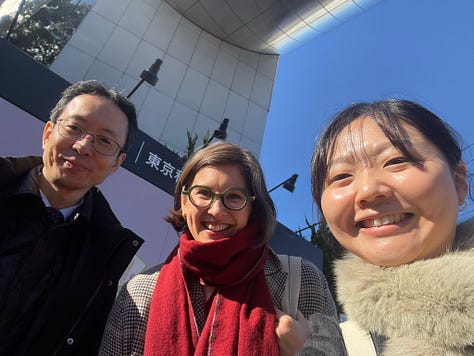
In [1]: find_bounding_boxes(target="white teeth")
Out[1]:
[206,224,228,232]
[372,218,382,227]
[371,213,405,227]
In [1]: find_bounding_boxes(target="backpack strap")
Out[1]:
[340,320,377,356]
[277,254,302,319]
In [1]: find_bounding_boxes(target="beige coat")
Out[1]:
[335,218,474,356]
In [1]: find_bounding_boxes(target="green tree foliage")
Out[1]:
[1,0,92,66]
[183,129,210,161]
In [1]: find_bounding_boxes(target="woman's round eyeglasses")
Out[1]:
[182,185,255,211]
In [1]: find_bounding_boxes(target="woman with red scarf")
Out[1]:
[99,142,344,355]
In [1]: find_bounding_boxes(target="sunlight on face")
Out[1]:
[41,94,127,196]
[181,164,252,243]
[321,117,466,266]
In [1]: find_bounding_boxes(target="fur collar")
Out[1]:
[335,220,474,355]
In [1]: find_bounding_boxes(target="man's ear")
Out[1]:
[454,160,468,205]
[112,152,126,172]
[42,121,54,149]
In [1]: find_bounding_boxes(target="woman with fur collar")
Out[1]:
[308,99,473,355]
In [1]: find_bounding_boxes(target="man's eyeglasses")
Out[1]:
[182,185,255,211]
[55,119,123,156]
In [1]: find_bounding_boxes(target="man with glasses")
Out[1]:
[0,80,144,355]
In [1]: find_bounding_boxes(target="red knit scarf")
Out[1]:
[143,223,279,355]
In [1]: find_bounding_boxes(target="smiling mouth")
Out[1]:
[204,223,229,232]
[360,213,411,228]
[62,157,87,171]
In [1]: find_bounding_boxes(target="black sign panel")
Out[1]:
[122,130,185,195]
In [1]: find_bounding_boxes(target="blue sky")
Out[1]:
[260,0,474,238]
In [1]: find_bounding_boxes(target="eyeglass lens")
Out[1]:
[57,120,120,155]
[188,186,249,210]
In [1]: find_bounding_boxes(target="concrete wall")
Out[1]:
[50,0,279,157]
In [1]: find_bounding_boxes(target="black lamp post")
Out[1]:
[127,58,163,98]
[268,174,298,193]
[208,118,229,143]
[187,118,230,158]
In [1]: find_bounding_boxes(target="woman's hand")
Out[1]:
[275,309,310,356]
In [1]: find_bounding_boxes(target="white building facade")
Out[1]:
[0,0,381,272]
[49,0,381,157]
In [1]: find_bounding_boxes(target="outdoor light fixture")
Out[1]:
[194,118,230,154]
[268,174,299,193]
[127,58,163,98]
[208,118,229,143]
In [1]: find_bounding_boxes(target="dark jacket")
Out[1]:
[0,156,144,355]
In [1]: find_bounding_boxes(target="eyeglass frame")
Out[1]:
[54,119,124,156]
[182,185,255,211]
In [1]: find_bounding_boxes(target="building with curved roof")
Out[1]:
[1,0,382,268]
[50,0,381,157]
[164,0,379,54]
